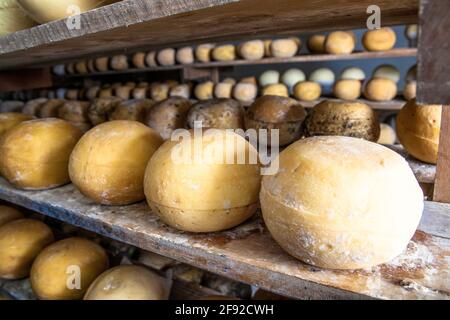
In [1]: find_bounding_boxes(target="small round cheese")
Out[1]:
[362,27,396,51]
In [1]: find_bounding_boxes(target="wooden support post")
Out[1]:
[418,0,450,202]
[182,67,219,82]
[0,68,52,92]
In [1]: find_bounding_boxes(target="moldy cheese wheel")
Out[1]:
[144,129,261,233]
[186,98,244,130]
[69,120,163,205]
[260,136,423,269]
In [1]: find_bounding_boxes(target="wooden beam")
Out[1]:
[417,0,450,105]
[0,68,52,92]
[433,106,450,202]
[0,0,418,70]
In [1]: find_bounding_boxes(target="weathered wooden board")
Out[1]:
[0,69,52,92]
[0,178,448,300]
[417,0,450,105]
[0,0,418,70]
[433,106,450,203]
[61,48,417,78]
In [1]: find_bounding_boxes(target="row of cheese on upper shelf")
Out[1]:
[51,25,418,76]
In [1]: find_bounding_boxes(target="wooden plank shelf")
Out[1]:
[0,177,448,300]
[299,98,406,111]
[59,48,417,78]
[0,0,418,70]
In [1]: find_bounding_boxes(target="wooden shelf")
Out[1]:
[61,48,417,78]
[0,0,418,70]
[0,177,448,300]
[300,98,406,111]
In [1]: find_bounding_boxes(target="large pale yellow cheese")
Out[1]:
[396,99,442,164]
[0,0,36,36]
[84,265,169,300]
[69,120,163,205]
[144,129,261,233]
[261,136,423,269]
[0,219,54,279]
[0,118,82,190]
[16,0,118,24]
[0,205,23,227]
[0,112,33,137]
[30,237,109,300]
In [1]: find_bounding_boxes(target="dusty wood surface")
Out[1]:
[61,48,417,78]
[387,145,436,184]
[417,0,450,105]
[433,106,450,203]
[0,0,418,70]
[0,178,448,300]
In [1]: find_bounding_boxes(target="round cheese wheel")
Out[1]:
[0,118,82,190]
[94,57,109,72]
[108,99,154,123]
[22,98,47,116]
[305,100,380,142]
[281,68,305,93]
[85,86,100,100]
[405,24,418,41]
[151,83,169,102]
[214,82,233,99]
[363,27,396,51]
[194,81,214,100]
[261,136,423,269]
[373,65,400,83]
[170,84,191,99]
[293,81,321,101]
[261,84,289,97]
[0,112,33,137]
[238,40,265,60]
[114,85,133,100]
[307,34,326,53]
[195,44,215,63]
[88,97,122,125]
[187,99,244,130]
[309,68,335,86]
[157,48,176,66]
[144,129,261,232]
[245,95,306,146]
[340,67,365,81]
[403,81,417,101]
[16,0,118,23]
[69,120,163,205]
[30,237,109,300]
[364,78,397,101]
[259,70,280,87]
[333,79,361,100]
[325,31,355,54]
[176,46,195,65]
[270,38,299,58]
[132,52,146,69]
[233,83,257,102]
[212,44,236,61]
[145,97,192,140]
[396,100,442,164]
[84,265,169,300]
[145,51,158,67]
[0,219,54,279]
[38,99,65,118]
[74,61,88,74]
[110,55,128,71]
[58,101,92,132]
[0,205,24,227]
[378,123,396,145]
[132,87,148,100]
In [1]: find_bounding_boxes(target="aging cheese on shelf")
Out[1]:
[108,99,154,123]
[293,81,321,101]
[362,27,396,52]
[261,83,289,97]
[195,43,215,63]
[325,31,355,54]
[307,34,326,53]
[0,112,33,137]
[194,81,214,101]
[145,97,192,140]
[378,123,396,145]
[396,99,442,164]
[260,136,423,269]
[211,44,236,61]
[0,118,82,190]
[0,205,23,227]
[333,79,361,100]
[186,98,244,130]
[364,78,397,101]
[233,83,257,102]
[0,219,54,279]
[69,120,163,205]
[176,46,195,65]
[144,129,261,233]
[30,237,109,300]
[157,48,176,66]
[304,100,380,142]
[238,40,265,60]
[245,95,306,146]
[84,265,169,300]
[270,38,299,58]
[0,0,36,36]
